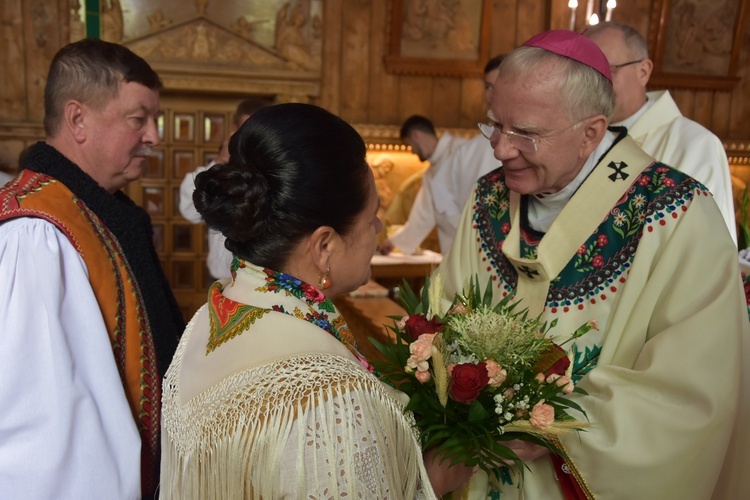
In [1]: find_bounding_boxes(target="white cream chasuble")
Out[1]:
[438,134,750,499]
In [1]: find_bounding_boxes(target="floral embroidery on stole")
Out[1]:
[206,258,376,374]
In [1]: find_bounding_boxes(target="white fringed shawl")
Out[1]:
[160,310,435,499]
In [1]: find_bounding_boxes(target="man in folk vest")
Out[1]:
[0,39,183,499]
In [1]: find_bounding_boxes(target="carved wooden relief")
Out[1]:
[384,0,492,77]
[91,0,323,98]
[649,0,748,90]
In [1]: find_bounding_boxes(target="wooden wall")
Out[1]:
[316,0,750,146]
[1,0,749,171]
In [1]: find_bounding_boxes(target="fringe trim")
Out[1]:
[160,319,434,499]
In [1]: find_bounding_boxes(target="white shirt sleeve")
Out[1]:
[389,182,437,255]
[0,218,141,500]
[179,164,211,224]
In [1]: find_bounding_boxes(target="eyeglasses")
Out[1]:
[478,117,589,154]
[609,59,643,72]
[478,122,539,153]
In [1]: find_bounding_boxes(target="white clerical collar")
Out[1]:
[528,130,617,233]
[612,96,653,130]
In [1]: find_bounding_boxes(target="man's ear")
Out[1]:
[580,114,608,159]
[308,225,337,274]
[638,58,654,87]
[64,100,87,144]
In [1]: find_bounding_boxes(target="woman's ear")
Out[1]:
[308,225,337,274]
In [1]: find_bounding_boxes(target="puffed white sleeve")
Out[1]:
[179,164,210,223]
[0,218,141,500]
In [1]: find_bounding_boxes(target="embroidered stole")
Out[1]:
[206,259,376,374]
[503,135,655,318]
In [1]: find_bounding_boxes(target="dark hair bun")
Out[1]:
[192,103,369,270]
[192,161,269,242]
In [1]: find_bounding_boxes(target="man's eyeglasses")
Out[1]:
[609,59,643,72]
[477,122,539,153]
[478,117,590,154]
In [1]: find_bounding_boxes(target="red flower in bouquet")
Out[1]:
[370,274,596,477]
[405,314,444,341]
[450,362,489,403]
[539,343,571,377]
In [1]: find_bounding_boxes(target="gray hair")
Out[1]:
[498,46,615,122]
[44,39,162,137]
[585,22,649,59]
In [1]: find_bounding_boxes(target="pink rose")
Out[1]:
[485,360,507,387]
[415,370,432,383]
[450,363,489,403]
[546,374,574,394]
[529,401,555,429]
[405,333,436,371]
[396,315,409,332]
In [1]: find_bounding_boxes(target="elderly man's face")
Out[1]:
[488,72,590,196]
[587,28,650,123]
[80,81,160,193]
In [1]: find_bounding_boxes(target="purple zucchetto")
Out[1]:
[522,30,612,82]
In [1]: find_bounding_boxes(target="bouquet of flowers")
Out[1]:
[370,274,596,479]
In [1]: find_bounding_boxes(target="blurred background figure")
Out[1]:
[179,97,274,280]
[585,21,737,245]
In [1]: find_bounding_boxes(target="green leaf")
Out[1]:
[467,401,490,422]
[398,278,421,314]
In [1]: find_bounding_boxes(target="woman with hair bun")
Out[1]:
[159,103,472,499]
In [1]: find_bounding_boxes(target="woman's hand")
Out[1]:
[423,448,475,497]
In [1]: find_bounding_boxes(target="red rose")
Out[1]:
[405,314,444,341]
[535,343,571,378]
[450,362,489,403]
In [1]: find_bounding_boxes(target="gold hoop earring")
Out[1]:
[318,266,331,290]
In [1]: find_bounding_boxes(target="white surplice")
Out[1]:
[0,218,141,499]
[390,132,469,254]
[618,90,737,245]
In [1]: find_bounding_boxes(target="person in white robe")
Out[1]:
[437,30,750,499]
[380,115,468,255]
[179,97,273,280]
[160,103,474,498]
[585,22,737,245]
[381,57,506,256]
